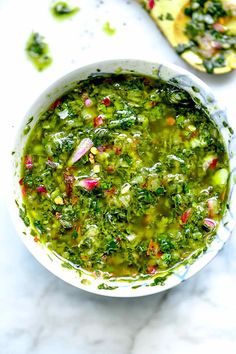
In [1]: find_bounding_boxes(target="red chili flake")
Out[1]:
[19,178,24,186]
[181,208,192,224]
[50,99,61,110]
[147,239,159,256]
[147,265,157,275]
[64,173,75,196]
[36,185,47,193]
[101,96,111,106]
[25,155,33,169]
[114,146,122,155]
[107,166,115,174]
[34,236,40,243]
[93,115,104,127]
[148,0,155,10]
[105,186,116,196]
[191,130,198,138]
[209,158,218,170]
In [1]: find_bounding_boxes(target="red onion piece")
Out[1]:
[78,178,99,191]
[69,138,93,165]
[97,145,106,153]
[211,41,223,49]
[25,155,33,169]
[36,185,47,193]
[212,23,225,33]
[203,218,217,229]
[84,98,93,107]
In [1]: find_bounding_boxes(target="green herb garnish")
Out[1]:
[51,1,79,19]
[26,33,52,71]
[103,22,116,36]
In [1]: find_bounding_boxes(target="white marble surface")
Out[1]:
[1,1,236,353]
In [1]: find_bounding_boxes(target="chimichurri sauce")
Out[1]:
[25,32,52,71]
[51,1,80,20]
[20,74,229,278]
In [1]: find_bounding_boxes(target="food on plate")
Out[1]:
[142,0,236,74]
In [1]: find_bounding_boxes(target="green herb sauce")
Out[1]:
[51,1,80,20]
[103,22,116,36]
[25,33,52,71]
[20,74,229,279]
[177,0,236,73]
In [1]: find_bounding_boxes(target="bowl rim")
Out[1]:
[9,58,236,297]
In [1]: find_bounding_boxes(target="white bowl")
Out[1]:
[10,59,236,297]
